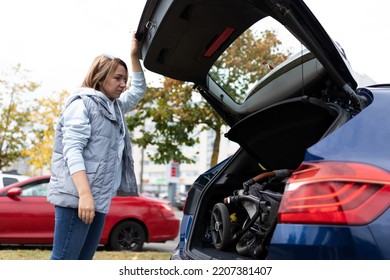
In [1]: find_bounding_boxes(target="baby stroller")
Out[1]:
[210,169,292,259]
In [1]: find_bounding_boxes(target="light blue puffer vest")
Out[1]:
[47,94,138,214]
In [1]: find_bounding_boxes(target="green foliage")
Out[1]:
[128,80,203,164]
[210,29,288,103]
[0,64,39,169]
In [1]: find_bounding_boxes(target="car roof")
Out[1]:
[1,175,50,191]
[1,171,30,187]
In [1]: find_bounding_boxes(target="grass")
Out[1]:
[0,248,172,260]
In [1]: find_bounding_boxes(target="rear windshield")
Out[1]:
[209,16,305,104]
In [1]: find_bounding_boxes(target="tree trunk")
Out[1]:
[210,123,222,167]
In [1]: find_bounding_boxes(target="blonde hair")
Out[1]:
[82,54,128,90]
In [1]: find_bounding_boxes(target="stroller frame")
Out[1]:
[210,169,292,258]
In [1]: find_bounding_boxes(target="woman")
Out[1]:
[47,32,146,260]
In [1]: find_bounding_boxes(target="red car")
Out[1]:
[0,175,180,251]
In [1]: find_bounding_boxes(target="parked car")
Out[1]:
[0,175,180,251]
[1,171,29,188]
[136,0,390,260]
[157,191,187,210]
[172,192,187,211]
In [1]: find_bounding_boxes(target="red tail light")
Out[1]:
[278,162,390,225]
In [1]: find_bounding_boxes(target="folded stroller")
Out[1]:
[210,169,292,259]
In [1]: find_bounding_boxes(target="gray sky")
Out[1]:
[1,0,389,97]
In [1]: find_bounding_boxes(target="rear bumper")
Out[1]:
[268,210,390,259]
[148,216,181,242]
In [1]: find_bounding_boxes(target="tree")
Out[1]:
[0,64,39,170]
[23,90,69,173]
[128,79,204,164]
[205,29,289,166]
[128,28,289,167]
[210,29,288,103]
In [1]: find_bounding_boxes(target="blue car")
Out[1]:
[136,0,390,259]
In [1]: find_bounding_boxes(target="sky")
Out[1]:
[1,0,389,98]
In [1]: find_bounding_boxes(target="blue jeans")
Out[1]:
[50,206,106,260]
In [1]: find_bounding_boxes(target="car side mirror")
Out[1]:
[7,187,22,197]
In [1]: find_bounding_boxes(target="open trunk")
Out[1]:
[186,96,350,260]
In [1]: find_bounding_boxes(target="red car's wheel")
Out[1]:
[109,221,146,251]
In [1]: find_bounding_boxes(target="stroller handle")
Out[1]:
[242,169,293,194]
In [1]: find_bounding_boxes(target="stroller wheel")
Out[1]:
[236,234,250,256]
[210,203,231,250]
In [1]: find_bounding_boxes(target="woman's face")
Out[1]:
[100,64,128,100]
